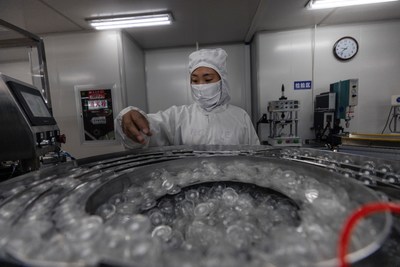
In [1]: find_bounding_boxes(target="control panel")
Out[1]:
[348,79,358,106]
[35,129,64,147]
[330,79,359,121]
[268,100,299,112]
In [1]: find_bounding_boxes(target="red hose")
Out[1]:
[338,202,400,267]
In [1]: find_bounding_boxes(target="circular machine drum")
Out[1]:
[0,145,396,267]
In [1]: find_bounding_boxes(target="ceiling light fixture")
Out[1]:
[306,0,399,9]
[86,13,172,30]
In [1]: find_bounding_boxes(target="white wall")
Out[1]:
[0,47,33,84]
[145,44,252,115]
[0,61,32,84]
[253,20,400,142]
[43,30,145,159]
[120,31,148,111]
[254,29,314,141]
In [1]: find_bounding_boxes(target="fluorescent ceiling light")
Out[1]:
[87,13,172,30]
[306,0,399,9]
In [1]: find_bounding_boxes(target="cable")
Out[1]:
[338,202,400,267]
[256,114,268,137]
[388,115,395,133]
[388,106,400,132]
[8,161,18,179]
[381,106,394,134]
[60,150,76,161]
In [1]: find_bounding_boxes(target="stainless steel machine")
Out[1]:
[260,85,302,147]
[0,74,63,175]
[0,145,399,267]
[267,99,301,146]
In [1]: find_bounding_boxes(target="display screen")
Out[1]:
[6,80,56,126]
[20,91,52,117]
[88,99,108,110]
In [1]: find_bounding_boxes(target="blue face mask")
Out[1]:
[191,81,222,111]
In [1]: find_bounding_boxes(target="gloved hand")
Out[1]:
[121,110,152,144]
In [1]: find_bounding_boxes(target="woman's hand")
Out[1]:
[121,110,152,144]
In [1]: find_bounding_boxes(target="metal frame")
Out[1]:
[0,19,52,111]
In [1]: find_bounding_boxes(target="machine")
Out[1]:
[330,79,359,125]
[265,84,301,146]
[313,79,359,148]
[0,145,399,267]
[313,92,340,145]
[338,94,400,149]
[0,74,64,177]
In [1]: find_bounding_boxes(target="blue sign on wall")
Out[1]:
[294,80,312,90]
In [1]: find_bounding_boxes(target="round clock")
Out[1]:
[333,36,359,61]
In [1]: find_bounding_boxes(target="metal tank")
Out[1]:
[0,145,399,267]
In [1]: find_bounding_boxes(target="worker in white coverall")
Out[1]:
[114,48,260,148]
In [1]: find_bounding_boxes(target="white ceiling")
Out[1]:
[0,0,400,50]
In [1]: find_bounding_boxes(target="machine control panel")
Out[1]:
[330,79,359,121]
[35,130,64,147]
[348,79,358,106]
[268,136,301,146]
[268,100,299,112]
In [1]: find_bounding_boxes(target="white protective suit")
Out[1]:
[115,48,260,149]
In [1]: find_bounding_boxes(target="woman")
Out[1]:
[114,48,260,148]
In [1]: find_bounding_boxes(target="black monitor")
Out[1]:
[6,81,56,126]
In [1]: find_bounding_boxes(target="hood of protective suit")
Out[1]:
[188,48,231,110]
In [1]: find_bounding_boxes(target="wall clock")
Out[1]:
[333,36,359,61]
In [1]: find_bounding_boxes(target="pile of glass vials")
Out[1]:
[0,157,383,267]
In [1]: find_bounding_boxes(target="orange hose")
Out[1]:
[338,202,400,267]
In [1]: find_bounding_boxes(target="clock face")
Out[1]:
[333,37,359,61]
